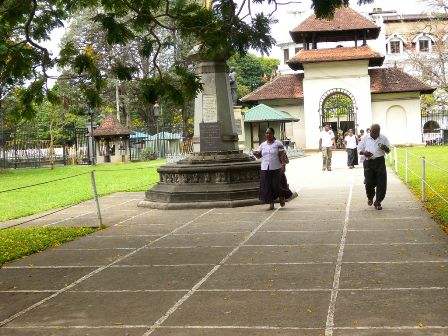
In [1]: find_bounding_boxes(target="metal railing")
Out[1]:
[389,147,448,205]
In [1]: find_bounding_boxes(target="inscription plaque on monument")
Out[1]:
[234,118,242,135]
[202,94,217,122]
[200,122,222,152]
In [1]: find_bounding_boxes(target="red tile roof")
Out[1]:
[241,68,434,102]
[290,7,380,43]
[369,68,435,94]
[287,45,384,70]
[291,7,378,33]
[92,114,133,137]
[241,74,304,102]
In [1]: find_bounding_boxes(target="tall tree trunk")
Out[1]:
[116,79,120,121]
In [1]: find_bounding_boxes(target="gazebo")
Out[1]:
[91,114,133,164]
[243,103,299,149]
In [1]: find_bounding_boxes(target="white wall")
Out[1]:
[371,93,423,144]
[303,60,373,148]
[266,99,305,148]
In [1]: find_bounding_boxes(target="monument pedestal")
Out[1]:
[138,151,261,209]
[139,60,263,209]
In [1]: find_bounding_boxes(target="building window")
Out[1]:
[294,47,302,54]
[283,48,290,63]
[390,40,401,54]
[419,39,430,52]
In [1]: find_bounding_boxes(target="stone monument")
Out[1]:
[138,60,261,209]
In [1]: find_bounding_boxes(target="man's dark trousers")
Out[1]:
[363,156,387,203]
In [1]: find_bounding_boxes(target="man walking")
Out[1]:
[357,124,391,210]
[319,123,335,171]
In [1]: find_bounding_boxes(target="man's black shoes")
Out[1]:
[374,202,382,210]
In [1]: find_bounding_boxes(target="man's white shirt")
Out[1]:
[357,134,390,159]
[320,130,334,147]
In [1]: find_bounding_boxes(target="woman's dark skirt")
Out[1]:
[347,148,359,166]
[259,169,292,203]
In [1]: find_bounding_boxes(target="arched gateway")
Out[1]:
[319,88,357,148]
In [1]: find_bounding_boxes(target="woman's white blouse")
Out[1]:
[258,140,284,171]
[344,135,357,149]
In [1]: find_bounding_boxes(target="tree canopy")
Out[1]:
[0,0,374,121]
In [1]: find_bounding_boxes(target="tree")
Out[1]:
[228,52,279,98]
[0,0,374,120]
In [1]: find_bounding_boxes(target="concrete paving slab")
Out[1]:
[226,245,339,264]
[175,221,259,234]
[333,329,448,336]
[200,264,334,290]
[279,203,348,211]
[273,211,346,221]
[348,218,434,230]
[339,262,448,289]
[128,211,212,225]
[151,328,325,336]
[93,225,181,236]
[0,267,96,291]
[247,231,342,245]
[262,220,344,232]
[116,247,233,265]
[0,293,49,321]
[150,232,247,248]
[0,328,147,336]
[342,244,448,262]
[10,249,126,267]
[164,291,330,328]
[351,209,433,219]
[333,289,448,327]
[57,235,162,249]
[196,212,271,223]
[7,291,187,327]
[73,265,212,291]
[345,229,448,245]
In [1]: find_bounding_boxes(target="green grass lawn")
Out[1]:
[0,227,97,265]
[0,161,163,221]
[388,145,448,230]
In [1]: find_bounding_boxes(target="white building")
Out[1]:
[241,7,435,149]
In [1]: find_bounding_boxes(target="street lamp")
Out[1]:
[154,102,160,158]
[88,104,96,165]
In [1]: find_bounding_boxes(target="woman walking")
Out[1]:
[344,129,358,169]
[253,128,288,210]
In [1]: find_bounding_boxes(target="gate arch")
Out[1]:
[319,88,357,148]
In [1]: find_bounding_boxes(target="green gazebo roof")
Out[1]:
[244,104,299,122]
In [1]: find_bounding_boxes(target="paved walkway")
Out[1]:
[1,151,447,336]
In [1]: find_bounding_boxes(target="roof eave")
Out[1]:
[287,56,385,70]
[290,28,380,44]
[372,88,436,95]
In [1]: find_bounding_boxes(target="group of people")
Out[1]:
[255,124,390,211]
[318,123,390,209]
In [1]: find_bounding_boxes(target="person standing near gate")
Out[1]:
[344,129,358,169]
[357,124,390,210]
[319,123,335,171]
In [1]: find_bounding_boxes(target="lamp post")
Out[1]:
[154,103,160,158]
[88,104,96,165]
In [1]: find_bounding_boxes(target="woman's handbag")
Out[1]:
[283,151,289,164]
